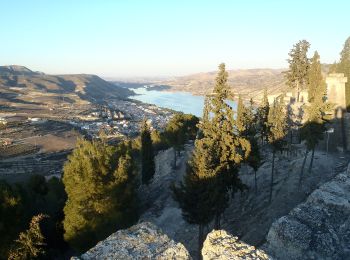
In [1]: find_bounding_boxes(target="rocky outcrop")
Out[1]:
[202,230,270,260]
[264,172,350,259]
[74,222,191,260]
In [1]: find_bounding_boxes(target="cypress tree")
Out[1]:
[247,137,262,195]
[172,137,217,260]
[173,63,250,255]
[267,97,287,203]
[236,95,246,134]
[337,37,350,110]
[300,54,332,183]
[164,115,185,169]
[257,88,269,144]
[140,120,155,184]
[208,63,250,228]
[165,113,199,168]
[285,40,310,102]
[308,51,323,103]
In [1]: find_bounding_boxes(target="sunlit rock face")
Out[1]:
[74,222,191,260]
[265,172,350,260]
[202,230,270,260]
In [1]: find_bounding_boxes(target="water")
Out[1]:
[131,87,205,117]
[130,87,237,117]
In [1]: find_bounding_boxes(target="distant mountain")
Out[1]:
[159,68,287,99]
[147,65,332,100]
[0,65,133,104]
[0,65,41,76]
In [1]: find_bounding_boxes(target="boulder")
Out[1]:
[74,222,191,260]
[265,173,350,259]
[202,229,270,260]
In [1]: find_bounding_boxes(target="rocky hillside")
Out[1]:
[0,65,133,104]
[73,145,350,259]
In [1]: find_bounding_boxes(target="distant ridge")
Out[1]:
[0,65,133,104]
[0,65,41,76]
[151,65,332,100]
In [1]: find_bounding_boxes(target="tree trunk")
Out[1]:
[198,224,204,260]
[296,82,300,102]
[308,148,315,173]
[299,150,309,186]
[254,170,258,195]
[269,151,275,203]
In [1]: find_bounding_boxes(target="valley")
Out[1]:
[0,66,174,183]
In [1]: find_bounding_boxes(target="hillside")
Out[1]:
[138,65,331,100]
[0,65,133,105]
[159,68,287,99]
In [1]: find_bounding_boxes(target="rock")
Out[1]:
[264,172,350,259]
[74,222,191,260]
[202,230,270,260]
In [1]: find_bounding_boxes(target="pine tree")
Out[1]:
[267,97,287,202]
[63,138,138,252]
[9,214,48,260]
[257,88,269,144]
[0,181,24,258]
[140,120,155,184]
[285,40,311,102]
[337,37,350,110]
[111,151,139,227]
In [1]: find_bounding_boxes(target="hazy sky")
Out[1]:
[1,0,349,78]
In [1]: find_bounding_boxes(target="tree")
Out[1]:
[173,63,250,256]
[165,116,185,169]
[9,214,48,260]
[300,57,332,183]
[0,181,24,257]
[247,137,262,194]
[165,113,199,169]
[207,63,250,228]
[308,51,324,103]
[63,138,138,252]
[285,40,310,102]
[236,96,255,137]
[267,97,287,203]
[111,151,139,228]
[257,88,269,144]
[140,120,155,184]
[337,37,350,110]
[172,138,217,260]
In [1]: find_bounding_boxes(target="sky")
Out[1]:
[0,0,349,78]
